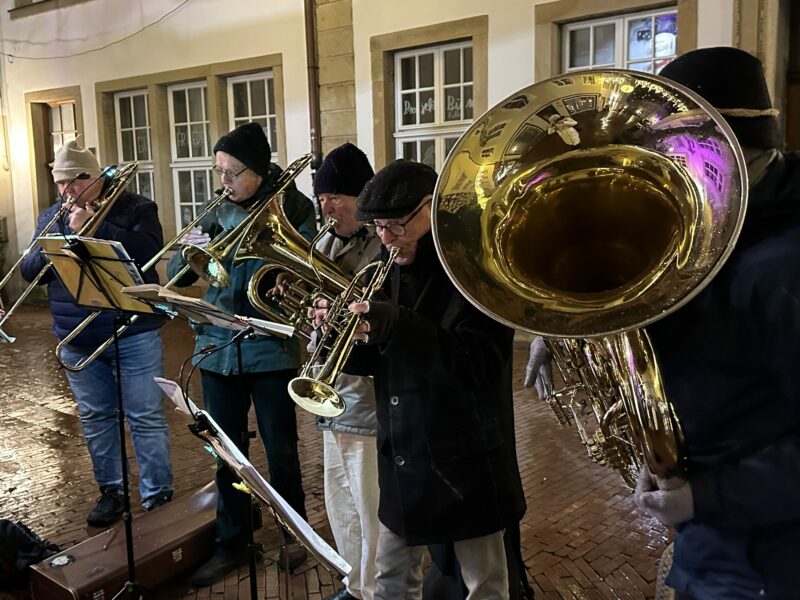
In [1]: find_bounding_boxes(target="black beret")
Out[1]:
[213,122,272,178]
[659,47,780,149]
[314,143,374,197]
[356,159,438,221]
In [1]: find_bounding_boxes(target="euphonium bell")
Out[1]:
[432,69,747,485]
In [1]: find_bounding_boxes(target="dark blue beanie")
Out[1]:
[213,122,272,178]
[313,143,374,197]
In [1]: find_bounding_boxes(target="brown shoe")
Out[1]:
[278,541,307,571]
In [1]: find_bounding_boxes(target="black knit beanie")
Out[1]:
[659,47,780,149]
[356,159,438,221]
[314,143,374,197]
[212,122,272,178]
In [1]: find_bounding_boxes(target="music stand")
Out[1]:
[42,235,162,600]
[155,377,350,599]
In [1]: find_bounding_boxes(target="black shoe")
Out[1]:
[278,541,307,571]
[324,588,358,600]
[190,549,249,587]
[143,491,173,511]
[87,487,125,527]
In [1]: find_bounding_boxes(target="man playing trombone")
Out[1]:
[166,122,316,585]
[19,140,173,527]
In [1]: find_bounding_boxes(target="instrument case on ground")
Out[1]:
[29,482,217,600]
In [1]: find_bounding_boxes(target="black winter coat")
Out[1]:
[648,152,800,600]
[353,234,526,545]
[20,191,164,347]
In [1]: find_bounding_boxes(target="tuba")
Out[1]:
[432,70,747,486]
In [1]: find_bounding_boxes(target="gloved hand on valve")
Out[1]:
[179,226,210,248]
[633,466,694,527]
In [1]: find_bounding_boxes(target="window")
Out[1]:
[394,42,473,171]
[115,90,154,200]
[168,82,212,227]
[227,71,278,162]
[563,8,677,74]
[49,102,77,152]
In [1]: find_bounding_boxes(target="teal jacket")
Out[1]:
[166,164,316,375]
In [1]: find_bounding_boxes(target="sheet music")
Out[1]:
[154,377,350,578]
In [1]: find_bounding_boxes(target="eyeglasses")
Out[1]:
[372,198,431,237]
[212,165,248,182]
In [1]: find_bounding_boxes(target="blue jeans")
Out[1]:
[200,368,306,553]
[61,330,173,505]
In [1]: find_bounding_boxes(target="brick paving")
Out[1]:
[0,306,670,599]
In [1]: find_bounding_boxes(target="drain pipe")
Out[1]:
[304,0,322,192]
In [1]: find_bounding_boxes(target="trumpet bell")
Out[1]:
[288,377,345,417]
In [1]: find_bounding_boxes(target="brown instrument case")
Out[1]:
[29,482,217,599]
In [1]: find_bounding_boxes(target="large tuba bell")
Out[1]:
[432,70,747,486]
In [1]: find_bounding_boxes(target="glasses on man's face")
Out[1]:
[372,198,431,237]
[213,165,248,182]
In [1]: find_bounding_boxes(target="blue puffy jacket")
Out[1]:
[20,191,165,348]
[648,152,800,600]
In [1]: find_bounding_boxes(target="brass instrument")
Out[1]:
[182,153,313,287]
[431,70,747,486]
[235,195,396,417]
[0,162,139,344]
[54,185,232,370]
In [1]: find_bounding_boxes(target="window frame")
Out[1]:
[226,71,278,163]
[114,89,155,200]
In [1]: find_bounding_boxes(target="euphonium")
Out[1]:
[431,70,747,486]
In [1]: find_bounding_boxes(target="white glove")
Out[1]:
[634,467,694,527]
[524,336,554,400]
[180,226,211,248]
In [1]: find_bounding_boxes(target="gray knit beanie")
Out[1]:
[51,140,102,183]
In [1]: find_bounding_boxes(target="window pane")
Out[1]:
[50,107,61,131]
[175,124,189,158]
[52,134,62,152]
[190,124,205,157]
[233,82,248,118]
[444,49,461,85]
[463,47,473,82]
[251,80,267,116]
[419,90,435,124]
[268,118,277,152]
[401,141,417,161]
[172,90,187,123]
[628,17,653,61]
[205,124,211,156]
[594,24,615,65]
[135,129,149,160]
[61,105,75,131]
[655,13,677,57]
[138,173,153,199]
[401,57,416,90]
[444,87,462,121]
[193,170,208,203]
[119,97,132,129]
[628,60,653,73]
[63,132,76,144]
[464,85,473,119]
[133,95,146,127]
[655,58,673,74]
[253,117,268,130]
[180,205,194,227]
[420,140,435,169]
[178,171,191,203]
[401,93,417,126]
[188,87,204,122]
[419,53,434,88]
[569,28,590,68]
[121,130,135,161]
[445,136,459,159]
[267,78,275,112]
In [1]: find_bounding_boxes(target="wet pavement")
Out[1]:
[0,306,669,599]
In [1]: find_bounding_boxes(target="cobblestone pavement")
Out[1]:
[0,307,670,599]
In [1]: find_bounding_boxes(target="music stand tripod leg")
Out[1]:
[110,313,151,600]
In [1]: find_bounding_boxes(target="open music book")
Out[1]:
[121,284,294,338]
[154,377,350,578]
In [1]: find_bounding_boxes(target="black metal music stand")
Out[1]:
[43,236,163,600]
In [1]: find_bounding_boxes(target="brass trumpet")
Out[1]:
[54,184,233,370]
[0,162,138,344]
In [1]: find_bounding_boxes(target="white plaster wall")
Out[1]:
[697,0,735,48]
[0,0,311,249]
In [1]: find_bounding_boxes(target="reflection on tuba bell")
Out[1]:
[432,69,747,486]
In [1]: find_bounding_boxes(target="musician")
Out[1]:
[166,122,316,585]
[20,140,173,526]
[635,48,800,600]
[316,159,526,599]
[308,142,381,600]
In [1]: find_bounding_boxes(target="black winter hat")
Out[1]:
[356,159,438,221]
[212,122,272,178]
[659,47,780,149]
[314,143,374,197]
